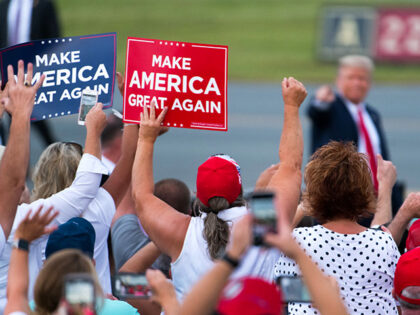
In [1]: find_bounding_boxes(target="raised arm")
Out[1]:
[84,102,107,159]
[4,206,57,315]
[267,77,306,223]
[132,104,190,260]
[265,206,349,315]
[388,193,420,245]
[0,61,44,239]
[307,85,335,125]
[102,124,138,207]
[371,155,396,227]
[38,103,108,225]
[119,242,161,273]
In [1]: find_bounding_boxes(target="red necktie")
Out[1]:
[357,107,378,191]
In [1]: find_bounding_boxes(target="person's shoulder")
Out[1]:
[365,104,382,118]
[100,298,139,315]
[293,225,322,237]
[365,229,396,247]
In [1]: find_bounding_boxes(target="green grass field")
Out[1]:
[56,0,420,83]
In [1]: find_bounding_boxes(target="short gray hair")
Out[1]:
[339,55,374,73]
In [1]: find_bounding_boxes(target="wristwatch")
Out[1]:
[12,239,29,251]
[222,252,240,268]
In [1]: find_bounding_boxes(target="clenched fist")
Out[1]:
[282,77,307,108]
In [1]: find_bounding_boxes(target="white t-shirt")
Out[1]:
[274,225,400,315]
[171,206,280,301]
[0,154,110,313]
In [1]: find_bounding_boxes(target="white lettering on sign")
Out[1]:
[128,71,220,95]
[152,55,191,70]
[31,64,109,87]
[35,51,81,67]
[171,98,221,113]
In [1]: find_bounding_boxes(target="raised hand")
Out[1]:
[315,85,335,103]
[400,192,420,219]
[138,101,168,144]
[226,214,253,260]
[146,269,179,310]
[255,163,279,190]
[376,154,397,191]
[282,77,307,108]
[0,82,8,119]
[5,60,45,119]
[14,205,58,242]
[116,72,125,97]
[85,102,107,135]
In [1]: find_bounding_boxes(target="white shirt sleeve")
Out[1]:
[48,153,109,225]
[13,153,108,228]
[312,98,332,111]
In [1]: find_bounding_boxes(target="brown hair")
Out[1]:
[303,141,375,223]
[154,178,191,215]
[194,192,244,260]
[33,249,103,315]
[31,142,82,201]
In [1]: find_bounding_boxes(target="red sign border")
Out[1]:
[122,37,228,131]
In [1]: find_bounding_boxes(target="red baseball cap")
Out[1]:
[217,277,283,315]
[394,247,420,305]
[196,155,242,207]
[406,220,420,251]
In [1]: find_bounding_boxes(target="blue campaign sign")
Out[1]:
[0,32,116,121]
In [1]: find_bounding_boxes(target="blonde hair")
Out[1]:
[31,142,82,201]
[33,249,103,315]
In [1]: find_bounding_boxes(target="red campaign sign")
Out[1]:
[123,37,228,131]
[375,9,420,61]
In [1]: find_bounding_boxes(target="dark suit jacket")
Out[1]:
[0,0,59,145]
[307,94,390,160]
[0,0,60,49]
[307,94,405,226]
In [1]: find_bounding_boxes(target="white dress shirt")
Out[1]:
[7,0,33,46]
[101,155,116,174]
[0,154,109,313]
[343,99,382,157]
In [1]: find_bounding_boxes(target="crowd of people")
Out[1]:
[0,54,419,315]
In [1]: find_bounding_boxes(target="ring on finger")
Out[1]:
[24,81,31,87]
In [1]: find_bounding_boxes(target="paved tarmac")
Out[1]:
[26,82,420,192]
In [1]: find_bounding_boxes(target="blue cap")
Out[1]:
[45,217,95,259]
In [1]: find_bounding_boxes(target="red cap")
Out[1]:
[196,155,241,207]
[217,277,283,315]
[406,220,420,251]
[394,247,420,305]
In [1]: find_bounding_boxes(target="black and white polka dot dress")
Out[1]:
[274,225,400,315]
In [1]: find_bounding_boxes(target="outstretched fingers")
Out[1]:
[17,60,24,85]
[7,65,15,86]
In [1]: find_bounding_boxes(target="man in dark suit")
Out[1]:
[0,0,60,145]
[307,55,404,220]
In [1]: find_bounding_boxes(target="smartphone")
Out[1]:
[78,88,98,125]
[112,273,151,299]
[276,276,311,303]
[246,191,277,246]
[64,273,96,315]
